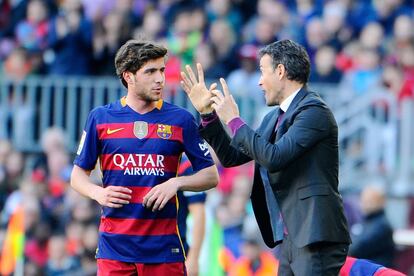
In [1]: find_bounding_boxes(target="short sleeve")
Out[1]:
[182,114,214,172]
[73,110,100,170]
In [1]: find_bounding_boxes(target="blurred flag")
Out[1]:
[0,206,25,276]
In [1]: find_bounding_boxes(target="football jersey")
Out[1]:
[74,97,214,263]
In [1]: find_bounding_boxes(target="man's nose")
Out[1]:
[155,71,164,83]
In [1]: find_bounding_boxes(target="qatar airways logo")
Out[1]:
[112,154,165,176]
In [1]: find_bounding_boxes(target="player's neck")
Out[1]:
[125,95,157,114]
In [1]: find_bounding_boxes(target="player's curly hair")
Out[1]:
[115,40,168,88]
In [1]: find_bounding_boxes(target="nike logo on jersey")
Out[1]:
[107,127,124,135]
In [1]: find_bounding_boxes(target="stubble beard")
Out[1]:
[137,88,162,103]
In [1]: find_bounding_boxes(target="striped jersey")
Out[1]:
[74,97,214,263]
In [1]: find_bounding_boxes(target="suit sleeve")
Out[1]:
[231,105,335,173]
[199,118,252,167]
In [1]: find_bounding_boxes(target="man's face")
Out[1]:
[258,54,284,106]
[128,57,165,102]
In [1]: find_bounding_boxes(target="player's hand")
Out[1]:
[142,179,179,211]
[211,78,240,124]
[185,255,199,276]
[93,186,132,208]
[181,63,217,114]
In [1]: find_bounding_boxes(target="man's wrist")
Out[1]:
[200,111,218,127]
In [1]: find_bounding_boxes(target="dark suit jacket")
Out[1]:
[200,88,351,248]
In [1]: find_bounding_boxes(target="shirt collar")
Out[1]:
[280,88,301,112]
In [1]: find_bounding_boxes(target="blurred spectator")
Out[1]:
[47,0,93,75]
[92,10,130,75]
[25,222,51,269]
[250,17,278,48]
[339,46,383,96]
[292,0,320,26]
[392,15,413,51]
[209,19,239,76]
[243,0,292,44]
[0,139,12,186]
[321,0,351,50]
[359,22,385,53]
[194,42,226,80]
[45,234,81,275]
[2,48,32,81]
[310,45,342,83]
[15,0,49,53]
[349,185,395,267]
[228,235,279,276]
[0,0,29,38]
[0,150,25,200]
[226,44,269,126]
[167,8,202,68]
[382,64,404,98]
[371,0,411,35]
[206,0,242,32]
[397,45,414,101]
[304,17,329,61]
[191,6,208,38]
[0,143,19,213]
[133,9,165,42]
[33,127,67,176]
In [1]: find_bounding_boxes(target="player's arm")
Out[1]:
[71,165,132,208]
[142,164,218,211]
[186,202,205,276]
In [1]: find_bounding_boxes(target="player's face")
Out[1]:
[258,54,284,106]
[130,57,166,102]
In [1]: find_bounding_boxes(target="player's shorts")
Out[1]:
[97,259,187,276]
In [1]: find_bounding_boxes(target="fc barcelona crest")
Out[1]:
[134,121,148,139]
[157,124,172,139]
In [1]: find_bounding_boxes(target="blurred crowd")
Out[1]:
[1,0,414,102]
[1,0,414,275]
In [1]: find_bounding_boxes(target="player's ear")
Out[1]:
[123,71,134,85]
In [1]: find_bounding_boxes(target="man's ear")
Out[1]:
[277,64,285,81]
[123,71,133,85]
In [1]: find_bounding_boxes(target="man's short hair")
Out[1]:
[115,40,168,88]
[259,39,310,85]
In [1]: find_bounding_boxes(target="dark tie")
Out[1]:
[270,109,285,143]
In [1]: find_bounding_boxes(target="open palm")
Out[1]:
[181,63,216,114]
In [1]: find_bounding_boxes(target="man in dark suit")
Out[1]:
[181,40,351,275]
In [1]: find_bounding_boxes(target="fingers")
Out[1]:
[107,202,123,208]
[211,89,224,101]
[185,65,198,84]
[180,80,190,94]
[220,78,231,98]
[196,63,204,84]
[109,196,129,205]
[180,72,192,93]
[142,190,153,208]
[230,95,237,105]
[103,186,132,208]
[150,195,169,212]
[143,191,166,211]
[109,186,132,194]
[209,82,217,92]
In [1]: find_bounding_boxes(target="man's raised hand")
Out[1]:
[181,63,216,114]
